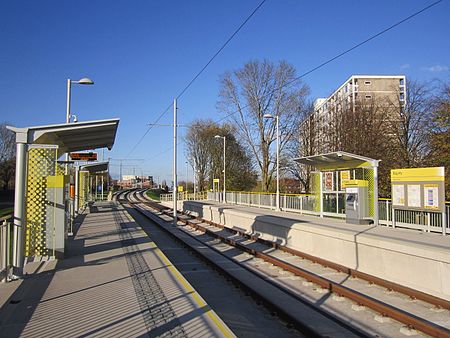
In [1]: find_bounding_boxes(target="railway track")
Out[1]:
[119,189,450,338]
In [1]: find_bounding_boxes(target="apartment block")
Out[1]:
[303,75,406,154]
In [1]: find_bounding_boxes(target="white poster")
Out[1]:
[392,184,405,206]
[407,185,421,208]
[424,184,439,209]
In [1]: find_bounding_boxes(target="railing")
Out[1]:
[160,191,208,202]
[378,199,449,235]
[206,191,449,235]
[0,216,13,283]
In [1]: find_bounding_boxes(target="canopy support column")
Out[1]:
[12,142,27,277]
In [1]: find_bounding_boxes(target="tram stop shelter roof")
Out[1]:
[7,118,120,156]
[293,151,379,170]
[80,161,109,173]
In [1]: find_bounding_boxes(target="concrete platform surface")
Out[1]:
[0,202,235,338]
[181,200,450,300]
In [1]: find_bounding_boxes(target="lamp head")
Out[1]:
[77,77,94,85]
[214,135,222,139]
[263,114,274,119]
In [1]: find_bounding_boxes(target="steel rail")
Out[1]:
[132,190,450,338]
[121,191,362,338]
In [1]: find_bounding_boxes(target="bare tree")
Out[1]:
[426,82,450,198]
[0,123,16,191]
[185,120,257,191]
[218,60,309,191]
[387,80,433,167]
[284,102,317,192]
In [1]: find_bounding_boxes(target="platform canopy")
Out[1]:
[80,161,109,173]
[7,118,120,155]
[294,151,379,170]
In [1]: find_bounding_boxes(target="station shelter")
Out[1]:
[294,151,380,225]
[7,119,119,275]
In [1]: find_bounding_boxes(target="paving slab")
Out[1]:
[0,201,234,338]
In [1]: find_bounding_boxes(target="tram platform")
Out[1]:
[0,201,234,337]
[180,200,450,301]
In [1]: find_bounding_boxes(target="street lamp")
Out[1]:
[65,77,94,171]
[264,113,280,211]
[185,161,188,193]
[214,135,226,203]
[66,77,94,124]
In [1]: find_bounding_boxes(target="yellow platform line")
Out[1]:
[122,210,235,338]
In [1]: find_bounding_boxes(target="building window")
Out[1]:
[400,93,405,101]
[400,78,405,86]
[365,95,372,99]
[364,81,371,85]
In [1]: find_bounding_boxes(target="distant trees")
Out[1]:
[0,123,15,191]
[426,83,450,198]
[184,119,257,191]
[218,60,309,191]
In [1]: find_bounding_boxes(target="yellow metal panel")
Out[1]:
[25,147,57,257]
[391,167,444,182]
[342,179,369,187]
[47,175,65,188]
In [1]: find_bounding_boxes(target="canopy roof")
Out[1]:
[294,151,379,170]
[80,161,109,173]
[7,119,120,155]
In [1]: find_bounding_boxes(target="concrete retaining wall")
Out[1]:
[181,201,450,301]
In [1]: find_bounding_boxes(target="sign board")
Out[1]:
[70,152,97,161]
[177,185,183,192]
[213,178,220,183]
[340,170,350,190]
[391,167,445,212]
[323,171,334,191]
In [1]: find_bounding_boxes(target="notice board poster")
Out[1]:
[424,184,439,210]
[392,184,405,206]
[323,172,334,191]
[340,170,350,190]
[407,185,421,208]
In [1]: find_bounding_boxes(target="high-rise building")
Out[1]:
[302,75,406,154]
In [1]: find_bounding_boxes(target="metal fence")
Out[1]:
[160,191,207,202]
[0,218,12,283]
[206,191,449,235]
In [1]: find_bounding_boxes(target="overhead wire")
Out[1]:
[126,0,267,158]
[215,0,442,124]
[133,0,442,164]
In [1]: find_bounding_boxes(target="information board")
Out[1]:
[70,152,97,161]
[391,167,445,212]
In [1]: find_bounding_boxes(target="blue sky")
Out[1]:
[1,1,449,182]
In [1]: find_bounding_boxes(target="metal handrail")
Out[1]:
[0,219,12,283]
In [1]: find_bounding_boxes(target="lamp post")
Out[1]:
[65,77,94,171]
[185,161,188,193]
[264,114,280,211]
[173,98,177,225]
[214,135,226,203]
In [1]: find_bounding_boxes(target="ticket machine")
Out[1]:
[344,180,370,224]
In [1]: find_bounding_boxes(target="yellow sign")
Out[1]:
[342,179,368,188]
[213,178,220,183]
[177,186,183,192]
[391,167,444,182]
[340,170,350,181]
